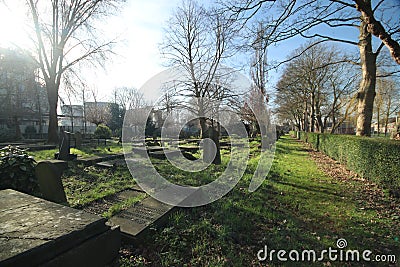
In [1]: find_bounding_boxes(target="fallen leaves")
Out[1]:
[308,148,400,227]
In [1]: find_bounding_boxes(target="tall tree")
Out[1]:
[275,42,357,133]
[160,0,238,164]
[226,0,400,136]
[113,87,146,111]
[25,0,124,144]
[110,87,146,135]
[374,76,400,136]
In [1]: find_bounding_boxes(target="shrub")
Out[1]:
[297,132,400,195]
[94,124,112,139]
[0,145,39,196]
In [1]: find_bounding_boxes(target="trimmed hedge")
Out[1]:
[296,132,400,195]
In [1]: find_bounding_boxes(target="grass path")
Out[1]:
[122,135,399,266]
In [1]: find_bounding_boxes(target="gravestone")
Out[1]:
[55,127,77,161]
[0,189,120,267]
[58,127,70,160]
[109,196,173,243]
[35,160,68,205]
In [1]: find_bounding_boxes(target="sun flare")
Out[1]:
[0,2,33,48]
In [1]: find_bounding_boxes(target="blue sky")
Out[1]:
[0,0,398,104]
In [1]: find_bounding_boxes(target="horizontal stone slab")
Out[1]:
[109,196,173,242]
[0,189,117,266]
[75,153,125,165]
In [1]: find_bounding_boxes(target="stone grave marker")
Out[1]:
[109,196,173,242]
[0,189,120,267]
[35,160,68,205]
[56,128,77,161]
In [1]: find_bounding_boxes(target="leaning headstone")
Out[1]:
[58,127,70,160]
[35,160,68,205]
[56,128,77,160]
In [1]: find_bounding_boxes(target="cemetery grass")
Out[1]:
[28,142,123,161]
[61,164,140,208]
[120,135,400,266]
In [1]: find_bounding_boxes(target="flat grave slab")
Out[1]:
[219,141,231,147]
[133,146,164,152]
[75,153,124,166]
[82,188,145,216]
[178,145,199,153]
[149,149,181,159]
[0,189,120,267]
[109,196,173,242]
[25,144,57,151]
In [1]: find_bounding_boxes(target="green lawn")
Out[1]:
[28,142,123,161]
[120,135,399,266]
[62,164,139,208]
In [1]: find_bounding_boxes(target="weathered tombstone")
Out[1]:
[35,160,68,205]
[58,127,70,160]
[75,131,82,149]
[0,189,120,266]
[109,196,174,243]
[56,127,77,160]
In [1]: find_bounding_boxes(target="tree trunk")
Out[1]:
[377,109,380,136]
[47,85,59,144]
[384,98,391,136]
[304,100,308,132]
[210,123,221,165]
[199,117,208,139]
[356,12,377,137]
[385,97,392,137]
[331,104,336,134]
[310,91,315,132]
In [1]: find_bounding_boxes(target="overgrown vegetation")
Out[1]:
[0,145,39,196]
[296,131,400,195]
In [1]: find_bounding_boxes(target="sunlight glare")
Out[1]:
[0,2,32,48]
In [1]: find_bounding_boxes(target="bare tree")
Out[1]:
[275,42,357,133]
[225,0,400,136]
[24,0,124,144]
[113,87,146,111]
[250,22,269,102]
[86,103,111,127]
[85,88,111,126]
[374,76,400,136]
[160,0,239,164]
